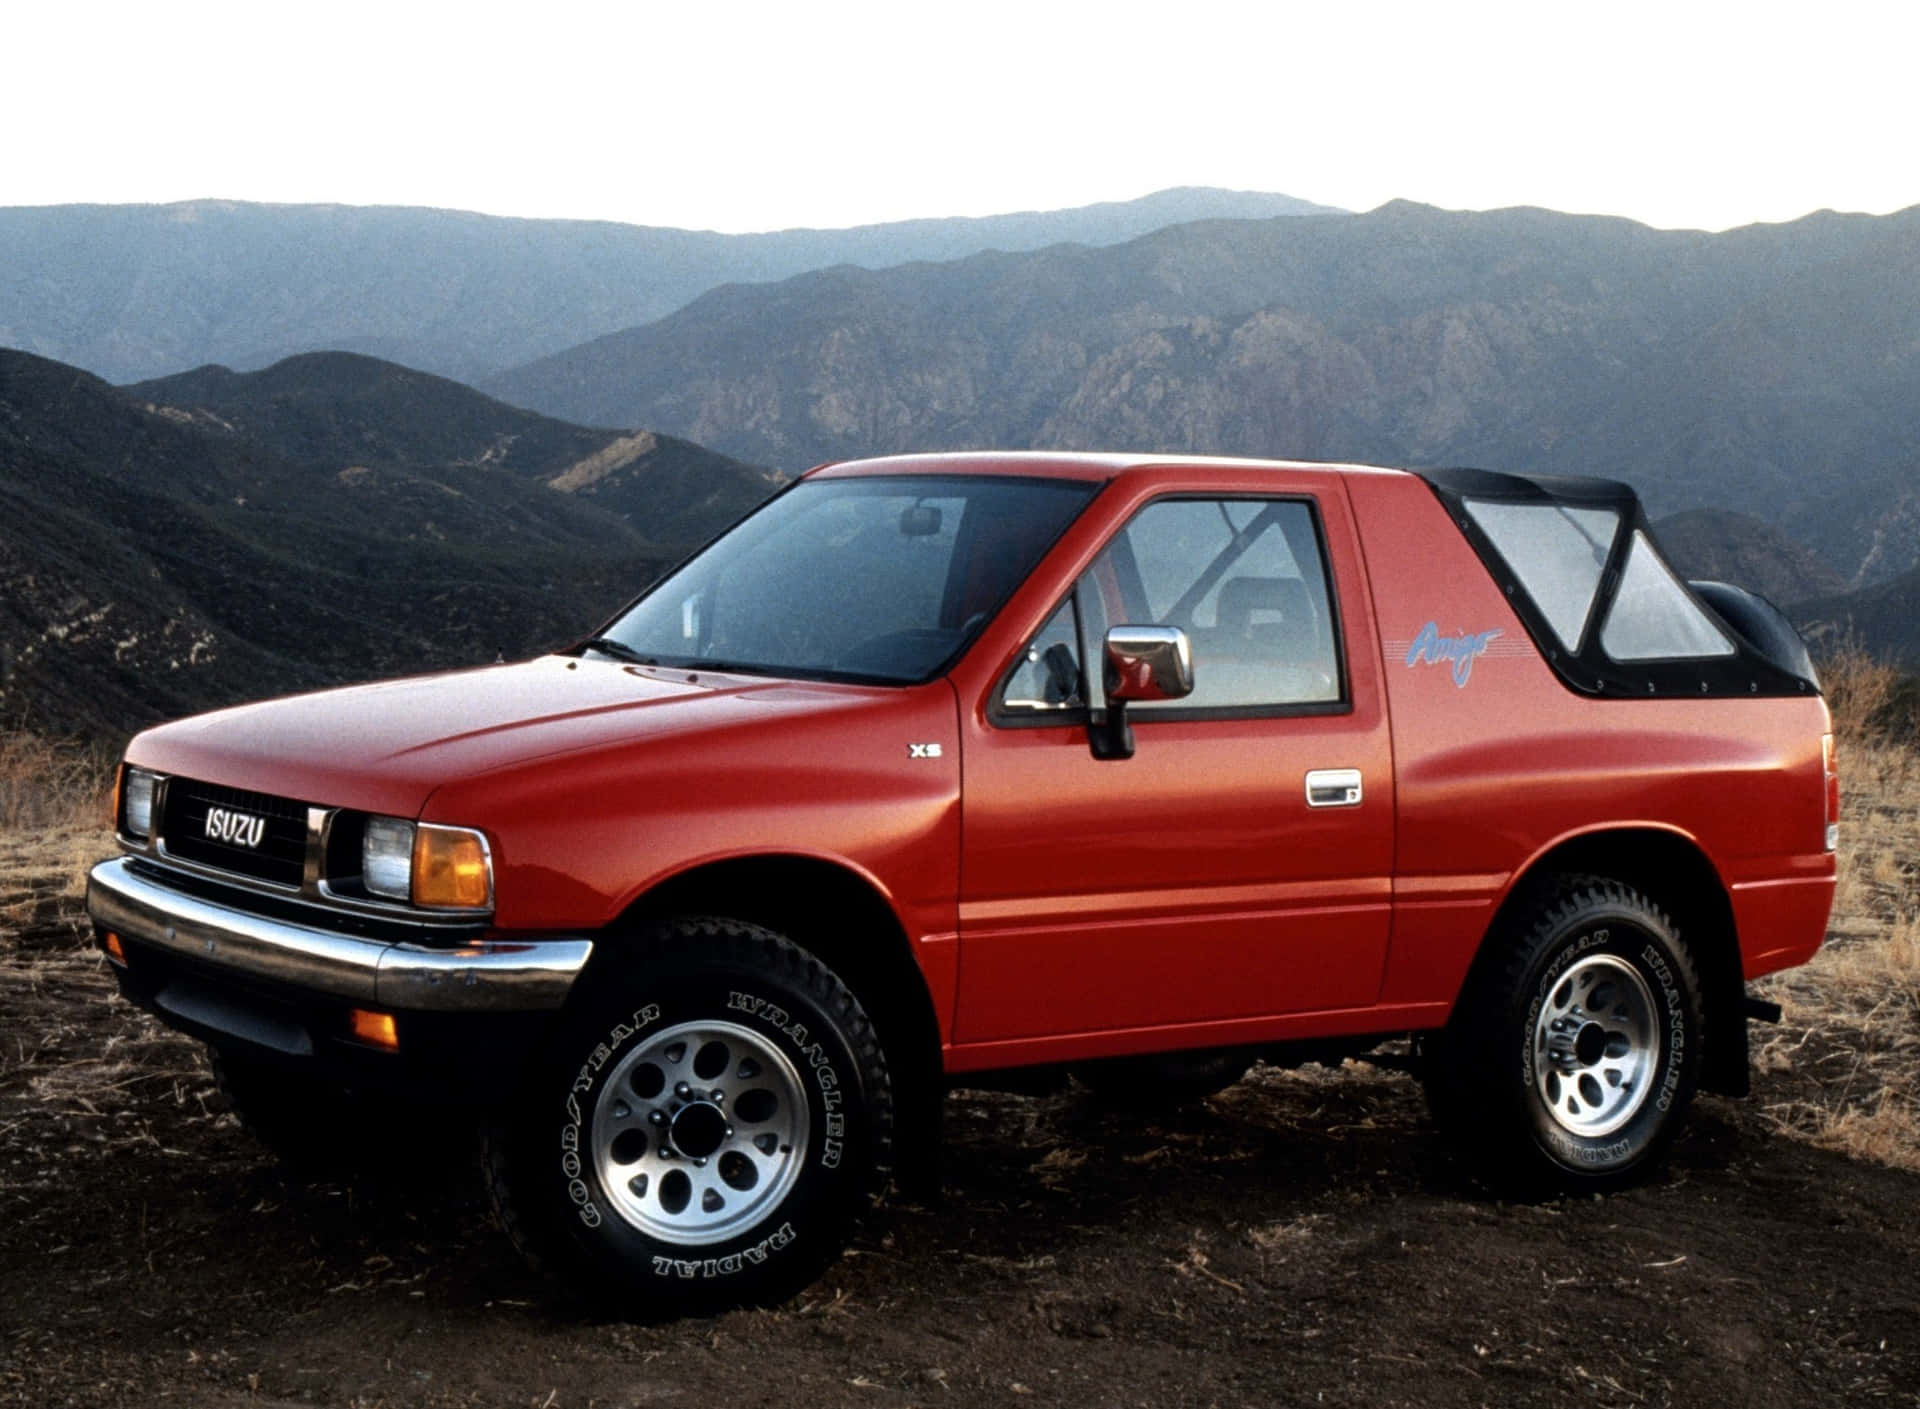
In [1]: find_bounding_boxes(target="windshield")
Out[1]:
[590,474,1101,683]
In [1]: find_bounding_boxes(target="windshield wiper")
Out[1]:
[678,659,778,678]
[576,637,657,666]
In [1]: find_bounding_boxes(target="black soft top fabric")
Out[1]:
[1417,467,1821,700]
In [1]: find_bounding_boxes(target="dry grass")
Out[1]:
[0,730,118,904]
[1753,646,1920,1169]
[0,729,115,832]
[1819,636,1920,746]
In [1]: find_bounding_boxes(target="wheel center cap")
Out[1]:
[670,1101,728,1160]
[1574,1021,1609,1066]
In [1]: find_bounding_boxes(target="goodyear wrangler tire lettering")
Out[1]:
[485,917,892,1314]
[1424,876,1703,1194]
[651,1221,796,1279]
[730,990,849,1169]
[558,1002,662,1231]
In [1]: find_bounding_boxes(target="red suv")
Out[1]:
[89,452,1837,1311]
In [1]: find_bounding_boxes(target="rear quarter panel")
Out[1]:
[1346,474,1834,1006]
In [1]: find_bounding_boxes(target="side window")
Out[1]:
[1464,500,1619,652]
[1600,531,1736,661]
[1103,498,1341,709]
[996,496,1345,719]
[1000,598,1086,711]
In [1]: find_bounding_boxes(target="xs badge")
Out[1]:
[907,743,943,759]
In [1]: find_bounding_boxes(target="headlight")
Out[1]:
[120,767,158,839]
[361,816,491,909]
[362,817,415,899]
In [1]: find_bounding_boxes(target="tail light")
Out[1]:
[1822,733,1840,852]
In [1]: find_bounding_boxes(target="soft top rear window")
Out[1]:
[1422,468,1818,699]
[1599,531,1736,662]
[1464,500,1618,653]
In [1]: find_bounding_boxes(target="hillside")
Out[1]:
[127,352,783,545]
[1652,510,1849,606]
[1794,567,1920,667]
[0,189,1340,384]
[0,349,775,737]
[488,201,1920,587]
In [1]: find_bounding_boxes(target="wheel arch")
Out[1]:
[1470,826,1750,1097]
[598,853,946,1190]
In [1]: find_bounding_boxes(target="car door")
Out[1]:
[952,476,1394,1048]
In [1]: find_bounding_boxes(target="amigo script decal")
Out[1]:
[1404,621,1504,687]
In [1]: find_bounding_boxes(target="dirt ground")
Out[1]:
[3,843,1918,1409]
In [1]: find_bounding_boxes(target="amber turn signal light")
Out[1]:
[411,824,492,909]
[102,931,127,965]
[348,1008,400,1051]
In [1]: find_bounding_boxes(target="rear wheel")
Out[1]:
[484,917,892,1314]
[1426,877,1703,1192]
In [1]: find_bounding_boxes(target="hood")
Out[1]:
[126,655,856,817]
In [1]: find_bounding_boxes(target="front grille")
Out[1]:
[160,779,310,888]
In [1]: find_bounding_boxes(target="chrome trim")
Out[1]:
[152,773,172,842]
[312,810,494,919]
[315,872,493,922]
[1304,768,1364,808]
[377,940,593,1012]
[127,828,490,927]
[87,857,588,1012]
[303,806,330,890]
[1104,624,1195,703]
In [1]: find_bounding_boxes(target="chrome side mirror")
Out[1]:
[1104,625,1194,704]
[1090,625,1194,759]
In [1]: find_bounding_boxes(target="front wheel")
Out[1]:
[484,917,893,1314]
[1426,877,1703,1193]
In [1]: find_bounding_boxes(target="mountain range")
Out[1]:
[3,341,1913,745]
[484,200,1920,590]
[0,189,1339,385]
[5,187,1919,738]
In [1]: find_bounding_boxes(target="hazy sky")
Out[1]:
[9,0,1916,233]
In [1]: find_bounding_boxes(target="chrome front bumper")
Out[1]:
[87,857,591,1013]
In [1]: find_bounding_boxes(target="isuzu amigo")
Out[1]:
[89,452,1837,1311]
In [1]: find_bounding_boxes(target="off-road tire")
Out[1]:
[1425,876,1703,1194]
[483,917,893,1315]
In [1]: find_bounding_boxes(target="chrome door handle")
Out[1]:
[1305,769,1363,808]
